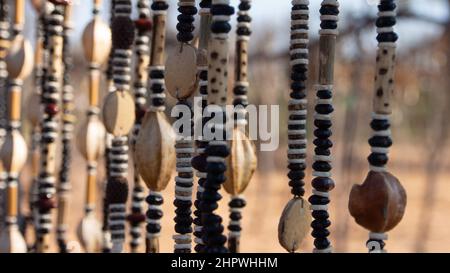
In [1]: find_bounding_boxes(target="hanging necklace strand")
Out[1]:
[277,0,311,253]
[201,0,234,254]
[192,0,211,253]
[349,0,406,253]
[127,0,152,253]
[56,2,73,253]
[0,0,32,253]
[104,0,136,253]
[310,0,339,253]
[134,0,175,254]
[224,0,257,253]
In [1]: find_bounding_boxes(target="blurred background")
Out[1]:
[9,0,450,252]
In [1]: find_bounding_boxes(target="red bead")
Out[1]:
[38,197,57,210]
[135,18,153,33]
[127,212,146,224]
[45,103,59,115]
[48,0,72,5]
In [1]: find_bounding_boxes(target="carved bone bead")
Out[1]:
[135,111,175,192]
[349,171,407,233]
[223,128,257,195]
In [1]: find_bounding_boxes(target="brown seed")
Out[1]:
[5,35,33,80]
[135,111,175,192]
[278,197,311,252]
[0,225,27,253]
[77,115,105,162]
[349,171,407,233]
[224,128,257,195]
[82,18,112,65]
[165,43,198,99]
[0,131,28,174]
[102,91,136,136]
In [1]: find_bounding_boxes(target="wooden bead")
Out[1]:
[0,226,27,253]
[224,128,257,195]
[82,17,112,65]
[102,91,136,136]
[278,197,311,252]
[0,131,28,174]
[373,45,396,114]
[5,35,33,80]
[135,111,175,192]
[77,213,102,253]
[165,43,198,99]
[77,115,105,162]
[349,171,406,233]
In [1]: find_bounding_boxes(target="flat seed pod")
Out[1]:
[77,213,102,253]
[349,171,407,233]
[165,43,198,99]
[0,225,27,253]
[102,91,136,136]
[278,197,311,252]
[0,131,28,174]
[135,111,175,192]
[77,115,105,162]
[82,17,112,65]
[224,128,257,195]
[5,35,33,80]
[26,92,42,128]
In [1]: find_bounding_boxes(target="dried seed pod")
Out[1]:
[0,226,27,253]
[5,35,33,80]
[0,130,28,174]
[82,17,112,65]
[165,44,198,99]
[77,213,102,253]
[77,115,105,162]
[102,91,136,136]
[223,128,257,195]
[349,171,407,233]
[278,197,311,252]
[135,111,175,192]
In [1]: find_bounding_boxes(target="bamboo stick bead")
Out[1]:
[150,14,167,66]
[318,35,336,85]
[373,45,396,114]
[8,84,22,123]
[6,180,17,218]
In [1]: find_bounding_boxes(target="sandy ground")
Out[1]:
[15,141,450,253]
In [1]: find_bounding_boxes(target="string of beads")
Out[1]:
[310,0,339,253]
[366,0,398,252]
[127,0,151,252]
[192,0,211,253]
[201,0,234,253]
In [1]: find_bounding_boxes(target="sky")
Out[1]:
[22,0,450,56]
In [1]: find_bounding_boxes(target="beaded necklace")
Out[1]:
[135,0,175,254]
[36,0,68,253]
[165,0,199,254]
[224,0,257,253]
[192,0,211,254]
[127,0,152,253]
[0,0,32,253]
[309,0,340,253]
[200,0,234,253]
[349,0,406,253]
[78,0,111,253]
[278,0,310,253]
[56,2,73,253]
[104,0,136,253]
